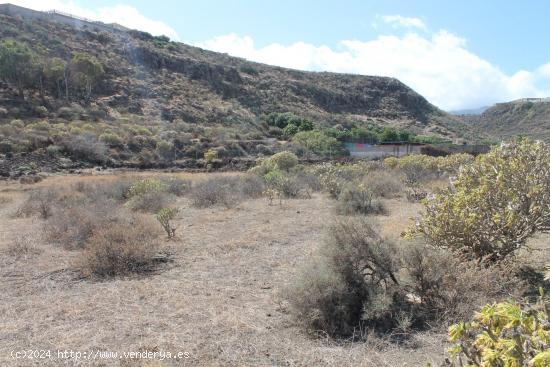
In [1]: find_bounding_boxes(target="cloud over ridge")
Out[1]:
[197,27,550,110]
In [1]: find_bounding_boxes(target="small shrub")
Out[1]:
[61,134,108,164]
[337,184,384,215]
[91,178,136,202]
[269,151,299,171]
[158,177,191,196]
[403,245,524,326]
[127,178,164,198]
[124,178,174,213]
[362,170,404,198]
[19,174,43,184]
[204,149,218,163]
[46,144,62,156]
[6,235,42,259]
[190,176,241,208]
[34,106,48,117]
[239,65,259,75]
[156,207,178,238]
[78,215,161,277]
[57,106,79,120]
[239,174,265,198]
[16,189,57,219]
[99,133,123,148]
[45,198,118,249]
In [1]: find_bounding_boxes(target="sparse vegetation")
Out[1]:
[2,6,546,366]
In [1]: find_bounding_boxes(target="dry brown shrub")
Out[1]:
[77,214,161,277]
[6,235,42,259]
[45,198,120,249]
[0,195,13,205]
[363,170,404,198]
[15,189,58,219]
[403,245,525,326]
[19,174,43,184]
[191,176,244,208]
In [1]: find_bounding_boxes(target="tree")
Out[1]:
[0,40,39,98]
[282,123,299,136]
[293,130,345,157]
[43,57,68,99]
[379,127,399,142]
[70,53,104,101]
[409,139,550,263]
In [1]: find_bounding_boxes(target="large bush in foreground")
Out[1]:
[287,219,524,338]
[286,218,401,337]
[410,140,550,263]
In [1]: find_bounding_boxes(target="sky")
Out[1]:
[8,0,550,111]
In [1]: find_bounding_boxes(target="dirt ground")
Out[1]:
[0,172,449,367]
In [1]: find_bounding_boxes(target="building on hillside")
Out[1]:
[344,142,424,159]
[344,142,491,159]
[0,3,128,33]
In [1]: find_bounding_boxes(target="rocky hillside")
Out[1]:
[0,7,470,176]
[468,99,550,141]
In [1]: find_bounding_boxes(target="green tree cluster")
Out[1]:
[0,40,104,101]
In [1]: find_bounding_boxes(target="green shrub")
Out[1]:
[34,106,48,117]
[126,178,173,212]
[269,151,298,171]
[293,130,345,157]
[239,65,258,75]
[156,207,178,238]
[408,139,550,263]
[46,144,62,156]
[127,178,163,198]
[204,148,218,163]
[446,294,549,367]
[99,133,123,147]
[283,123,299,136]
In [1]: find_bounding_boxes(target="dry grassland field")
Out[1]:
[0,147,549,367]
[0,170,444,367]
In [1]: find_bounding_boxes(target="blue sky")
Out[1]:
[12,0,550,110]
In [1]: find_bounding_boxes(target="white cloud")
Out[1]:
[380,15,427,30]
[196,30,550,110]
[9,0,180,40]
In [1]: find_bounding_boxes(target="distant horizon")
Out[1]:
[5,0,550,111]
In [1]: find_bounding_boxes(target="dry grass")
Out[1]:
[0,171,458,366]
